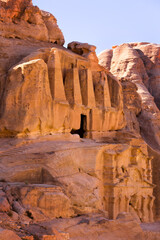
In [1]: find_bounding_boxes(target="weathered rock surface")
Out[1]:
[0,3,126,140]
[67,41,99,65]
[40,213,145,240]
[98,48,113,70]
[0,1,160,239]
[0,196,10,212]
[0,136,155,223]
[0,0,64,45]
[0,228,21,240]
[0,44,125,137]
[98,42,160,223]
[98,43,160,150]
[131,43,160,109]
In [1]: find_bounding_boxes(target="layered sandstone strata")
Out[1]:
[0,137,155,222]
[0,136,159,239]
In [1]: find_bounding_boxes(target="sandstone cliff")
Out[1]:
[0,0,64,44]
[98,43,160,150]
[0,0,160,239]
[98,42,160,222]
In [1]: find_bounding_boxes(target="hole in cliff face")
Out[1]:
[70,114,87,138]
[26,210,34,219]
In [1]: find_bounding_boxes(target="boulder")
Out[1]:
[0,197,10,212]
[0,228,21,240]
[41,214,144,240]
[6,184,74,220]
[68,41,98,64]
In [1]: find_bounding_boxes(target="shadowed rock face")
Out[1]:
[134,43,160,109]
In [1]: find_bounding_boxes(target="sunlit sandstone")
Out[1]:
[0,0,160,239]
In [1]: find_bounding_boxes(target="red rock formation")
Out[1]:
[98,42,160,222]
[98,43,160,150]
[133,43,160,109]
[0,1,160,239]
[0,0,32,22]
[0,0,64,44]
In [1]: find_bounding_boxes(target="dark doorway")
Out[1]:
[71,114,87,138]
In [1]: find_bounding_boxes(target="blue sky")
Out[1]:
[32,0,160,54]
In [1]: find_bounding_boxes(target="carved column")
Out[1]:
[125,196,130,212]
[148,195,154,222]
[87,69,96,108]
[102,72,111,108]
[48,49,66,101]
[73,68,82,105]
[142,196,149,222]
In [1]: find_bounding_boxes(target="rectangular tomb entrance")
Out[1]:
[71,114,87,138]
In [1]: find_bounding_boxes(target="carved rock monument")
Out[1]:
[0,1,160,239]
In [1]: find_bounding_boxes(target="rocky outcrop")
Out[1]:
[121,80,142,134]
[40,213,145,240]
[67,41,99,66]
[0,44,125,137]
[0,1,160,239]
[0,136,159,239]
[131,43,160,109]
[98,42,160,222]
[0,0,64,44]
[0,228,21,240]
[0,136,155,222]
[98,48,113,70]
[98,43,160,150]
[0,0,125,139]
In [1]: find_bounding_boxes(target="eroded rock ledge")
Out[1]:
[0,136,158,239]
[98,42,160,222]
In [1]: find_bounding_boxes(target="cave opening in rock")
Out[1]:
[70,114,87,138]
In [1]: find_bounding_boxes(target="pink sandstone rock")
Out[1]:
[0,228,21,240]
[0,1,159,239]
[0,0,64,44]
[98,43,160,150]
[98,42,160,222]
[0,197,10,212]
